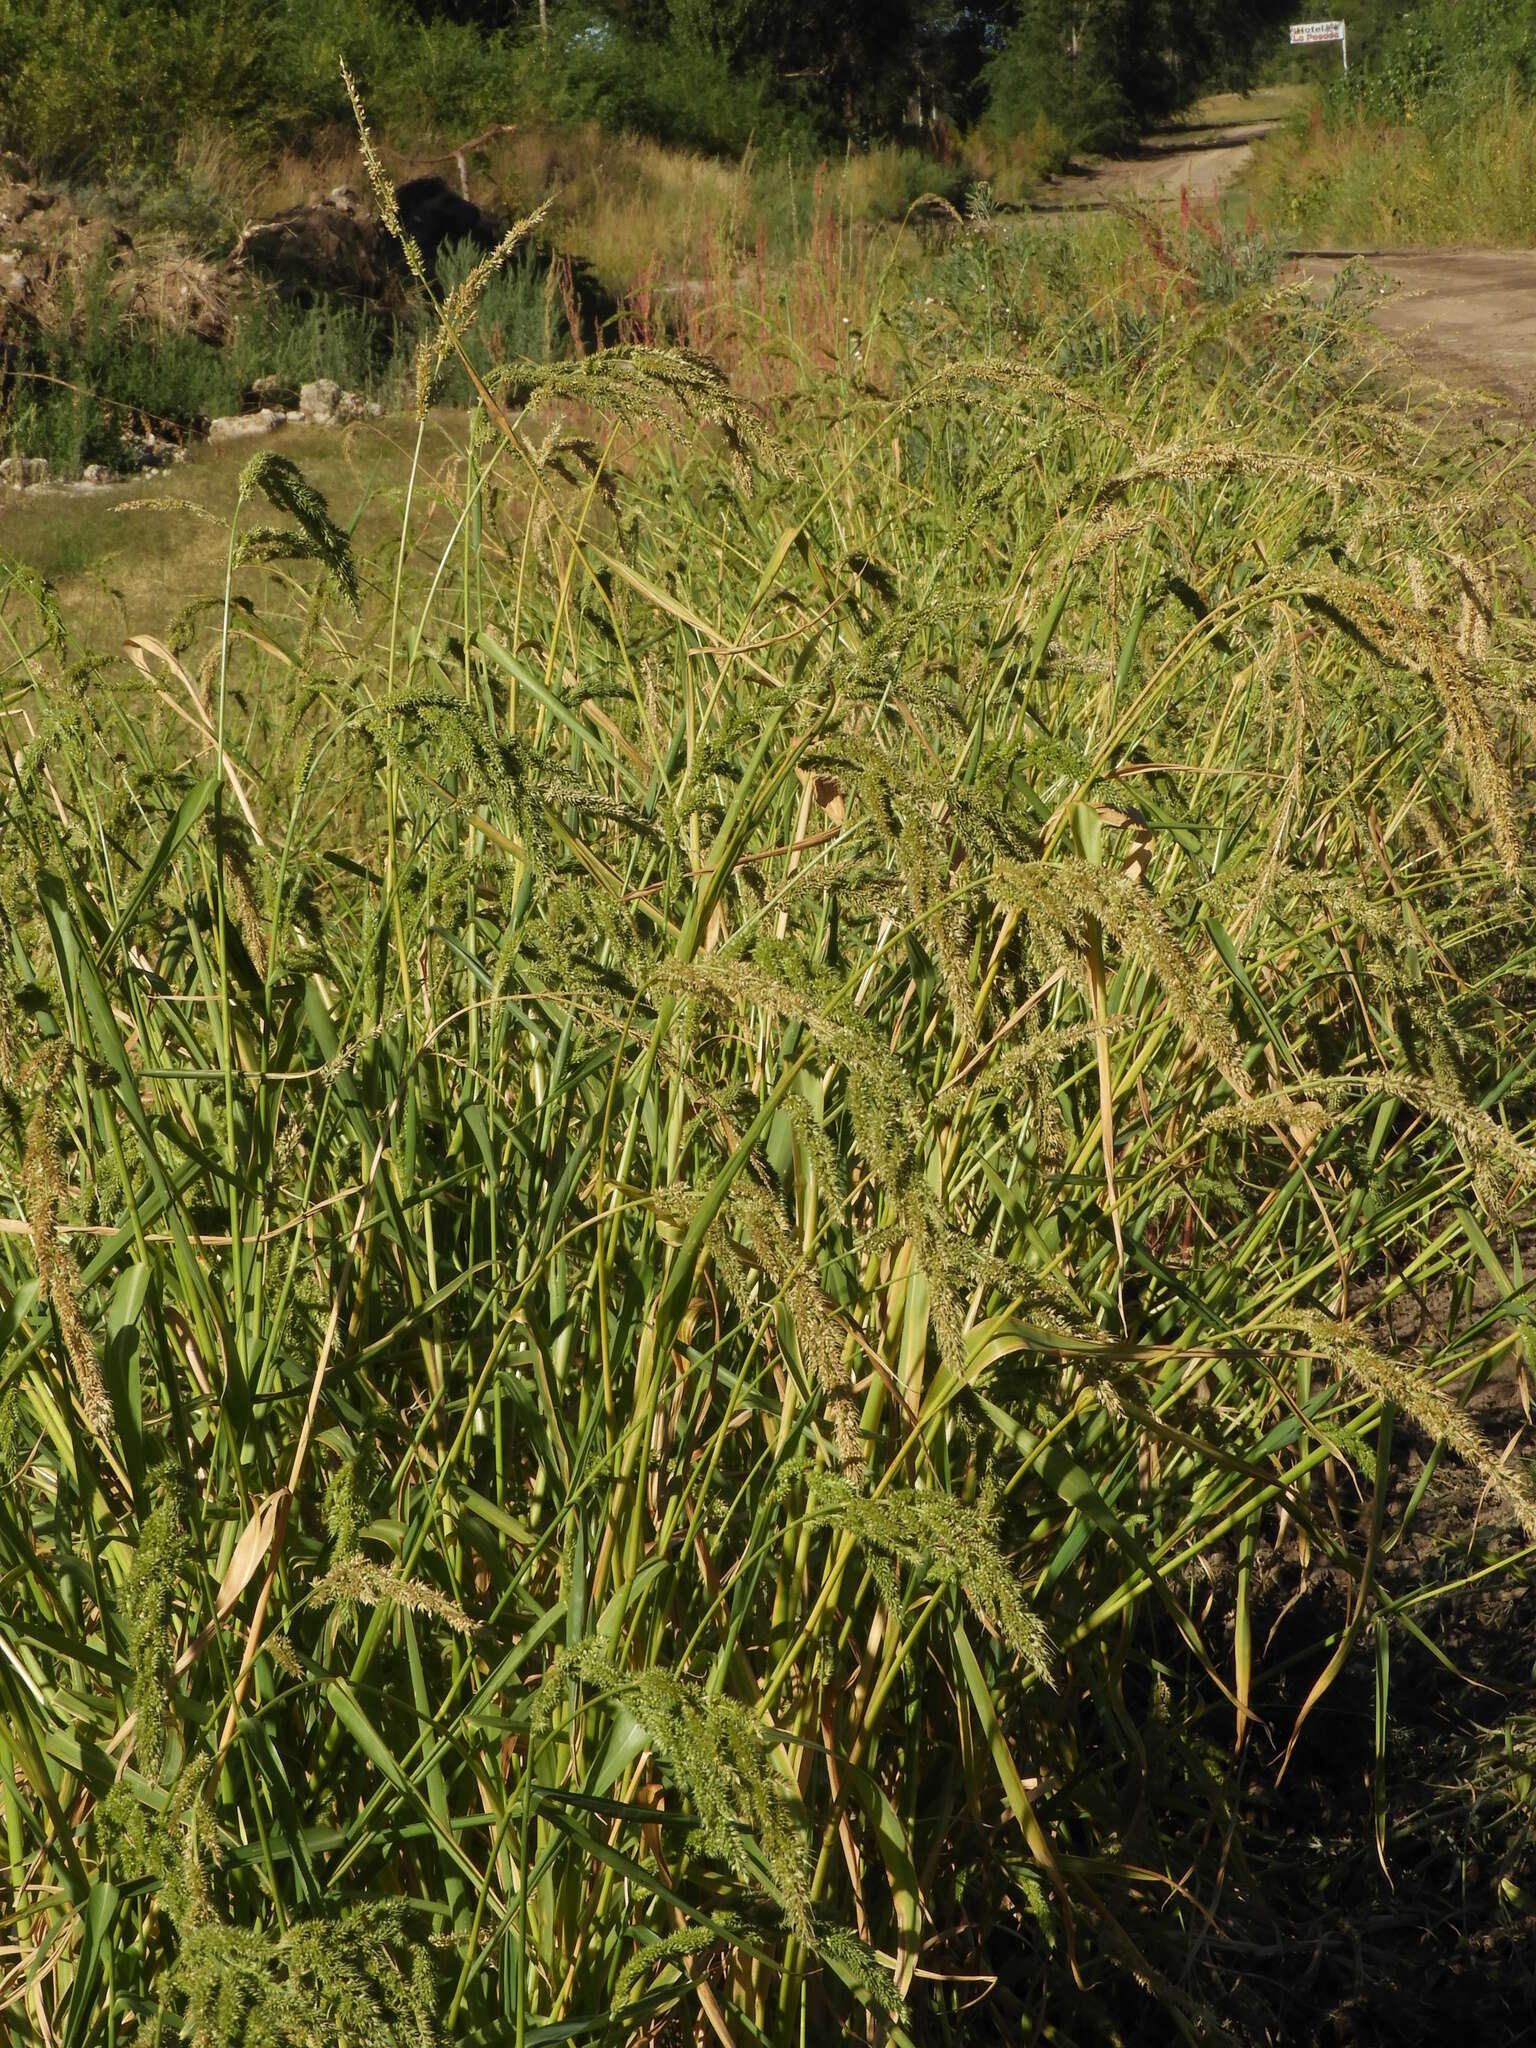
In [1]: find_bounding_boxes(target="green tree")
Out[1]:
[985,0,1289,152]
[566,0,1014,138]
[667,0,774,62]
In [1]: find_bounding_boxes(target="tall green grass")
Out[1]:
[1255,0,1536,247]
[1251,85,1536,245]
[3,283,393,475]
[2,153,1535,2045]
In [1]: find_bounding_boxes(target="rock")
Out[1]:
[227,177,506,313]
[120,431,167,470]
[298,378,367,427]
[298,376,343,425]
[395,176,494,275]
[0,181,50,229]
[129,432,172,469]
[0,454,49,487]
[208,408,285,444]
[364,399,383,418]
[247,373,298,410]
[231,202,401,308]
[81,463,111,483]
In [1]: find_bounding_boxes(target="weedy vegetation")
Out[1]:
[1255,0,1536,245]
[2,79,1536,2048]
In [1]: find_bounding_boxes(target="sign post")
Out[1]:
[1290,19,1348,69]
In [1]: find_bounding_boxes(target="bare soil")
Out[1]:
[1045,95,1536,409]
[1288,247,1536,408]
[1037,89,1302,212]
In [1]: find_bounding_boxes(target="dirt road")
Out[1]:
[1036,89,1299,212]
[1039,92,1536,407]
[1288,247,1536,405]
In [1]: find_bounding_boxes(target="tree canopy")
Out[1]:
[554,0,1292,145]
[497,0,1301,153]
[0,0,1298,182]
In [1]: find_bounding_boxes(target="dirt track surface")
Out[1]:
[1036,90,1298,212]
[1038,93,1536,408]
[1289,248,1536,405]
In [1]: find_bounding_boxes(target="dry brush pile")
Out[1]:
[1,160,1535,2046]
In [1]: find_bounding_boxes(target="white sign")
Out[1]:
[1290,19,1347,66]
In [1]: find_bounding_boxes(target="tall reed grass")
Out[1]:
[2,112,1535,2046]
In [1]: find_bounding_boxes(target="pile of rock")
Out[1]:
[228,189,401,311]
[123,430,183,471]
[226,176,492,310]
[297,377,382,427]
[206,377,382,445]
[2,166,497,355]
[206,409,285,445]
[0,430,186,494]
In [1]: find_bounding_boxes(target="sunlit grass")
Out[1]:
[2,158,1535,2047]
[1248,85,1536,246]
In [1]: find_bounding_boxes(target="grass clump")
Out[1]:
[2,123,1536,2048]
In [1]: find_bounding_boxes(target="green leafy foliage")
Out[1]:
[985,0,1291,153]
[0,0,1297,180]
